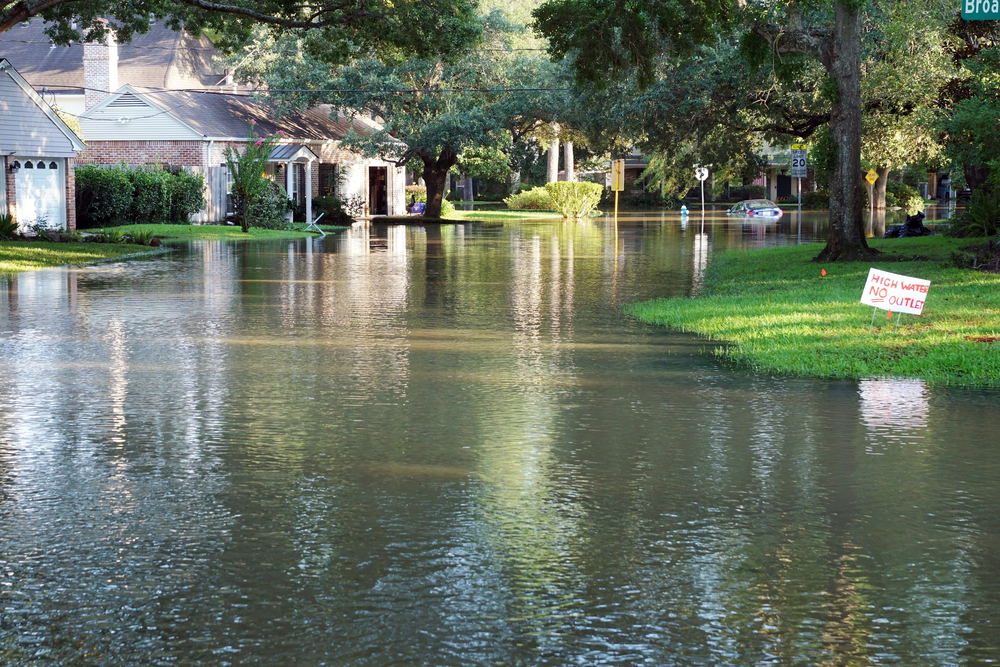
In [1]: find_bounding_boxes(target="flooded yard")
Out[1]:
[1,207,997,666]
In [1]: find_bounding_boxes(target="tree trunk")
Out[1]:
[564,141,575,182]
[508,170,521,195]
[462,174,474,203]
[421,149,457,218]
[547,132,560,183]
[814,1,874,262]
[872,166,891,210]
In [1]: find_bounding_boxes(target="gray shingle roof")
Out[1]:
[0,21,222,94]
[146,90,379,141]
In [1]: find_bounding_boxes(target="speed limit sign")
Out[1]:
[694,167,709,181]
[790,144,807,178]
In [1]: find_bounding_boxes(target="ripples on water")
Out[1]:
[1,211,998,666]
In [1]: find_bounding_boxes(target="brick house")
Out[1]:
[0,59,86,231]
[0,22,406,222]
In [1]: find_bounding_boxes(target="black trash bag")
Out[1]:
[885,211,932,238]
[900,211,933,237]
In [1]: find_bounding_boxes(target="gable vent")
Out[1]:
[107,94,148,109]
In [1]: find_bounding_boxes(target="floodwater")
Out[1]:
[1,208,997,666]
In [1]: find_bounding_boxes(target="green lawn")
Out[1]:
[101,223,338,240]
[0,242,163,273]
[626,236,1000,386]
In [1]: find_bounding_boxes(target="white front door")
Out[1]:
[15,158,65,231]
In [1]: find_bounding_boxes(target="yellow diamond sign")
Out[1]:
[865,168,879,185]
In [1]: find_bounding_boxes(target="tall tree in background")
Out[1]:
[939,17,1000,191]
[534,0,878,261]
[236,13,561,218]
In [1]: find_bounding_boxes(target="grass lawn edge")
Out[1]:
[625,236,1000,387]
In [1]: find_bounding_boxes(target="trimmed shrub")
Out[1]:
[170,170,206,222]
[76,165,205,227]
[545,181,603,218]
[504,186,553,210]
[76,165,134,226]
[130,168,173,224]
[802,189,830,209]
[248,181,292,230]
[313,195,354,225]
[886,180,924,211]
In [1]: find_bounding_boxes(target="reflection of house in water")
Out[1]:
[859,379,930,449]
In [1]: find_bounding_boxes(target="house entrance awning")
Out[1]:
[269,144,318,163]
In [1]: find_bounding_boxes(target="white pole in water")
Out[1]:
[700,178,705,217]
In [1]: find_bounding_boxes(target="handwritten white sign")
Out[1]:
[860,268,930,315]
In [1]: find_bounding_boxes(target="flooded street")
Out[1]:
[1,208,998,666]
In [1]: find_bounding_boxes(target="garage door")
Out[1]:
[14,158,65,231]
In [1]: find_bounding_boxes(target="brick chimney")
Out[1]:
[83,21,118,109]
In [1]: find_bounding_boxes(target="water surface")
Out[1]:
[1,211,997,666]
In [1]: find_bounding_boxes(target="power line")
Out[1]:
[38,83,571,97]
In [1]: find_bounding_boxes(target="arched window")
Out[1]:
[24,161,34,169]
[49,162,58,170]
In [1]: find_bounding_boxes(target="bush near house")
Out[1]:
[803,189,831,209]
[545,182,603,218]
[503,186,553,210]
[886,180,924,210]
[406,185,455,215]
[310,196,353,225]
[248,181,293,230]
[76,165,205,227]
[800,182,924,211]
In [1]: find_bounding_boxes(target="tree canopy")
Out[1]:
[235,10,563,217]
[1,0,480,61]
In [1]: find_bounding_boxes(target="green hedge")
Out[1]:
[504,186,553,210]
[545,182,603,218]
[76,164,205,227]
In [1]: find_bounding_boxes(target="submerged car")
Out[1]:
[727,199,783,218]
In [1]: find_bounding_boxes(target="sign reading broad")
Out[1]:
[860,268,931,315]
[963,0,999,19]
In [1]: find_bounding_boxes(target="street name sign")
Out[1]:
[860,268,930,315]
[963,0,1000,19]
[790,144,807,178]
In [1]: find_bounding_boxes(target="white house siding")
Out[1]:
[0,71,77,158]
[79,92,203,141]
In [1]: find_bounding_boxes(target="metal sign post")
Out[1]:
[865,168,878,232]
[694,167,709,219]
[790,144,807,239]
[611,159,625,227]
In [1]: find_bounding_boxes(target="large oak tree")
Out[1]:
[533,0,880,261]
